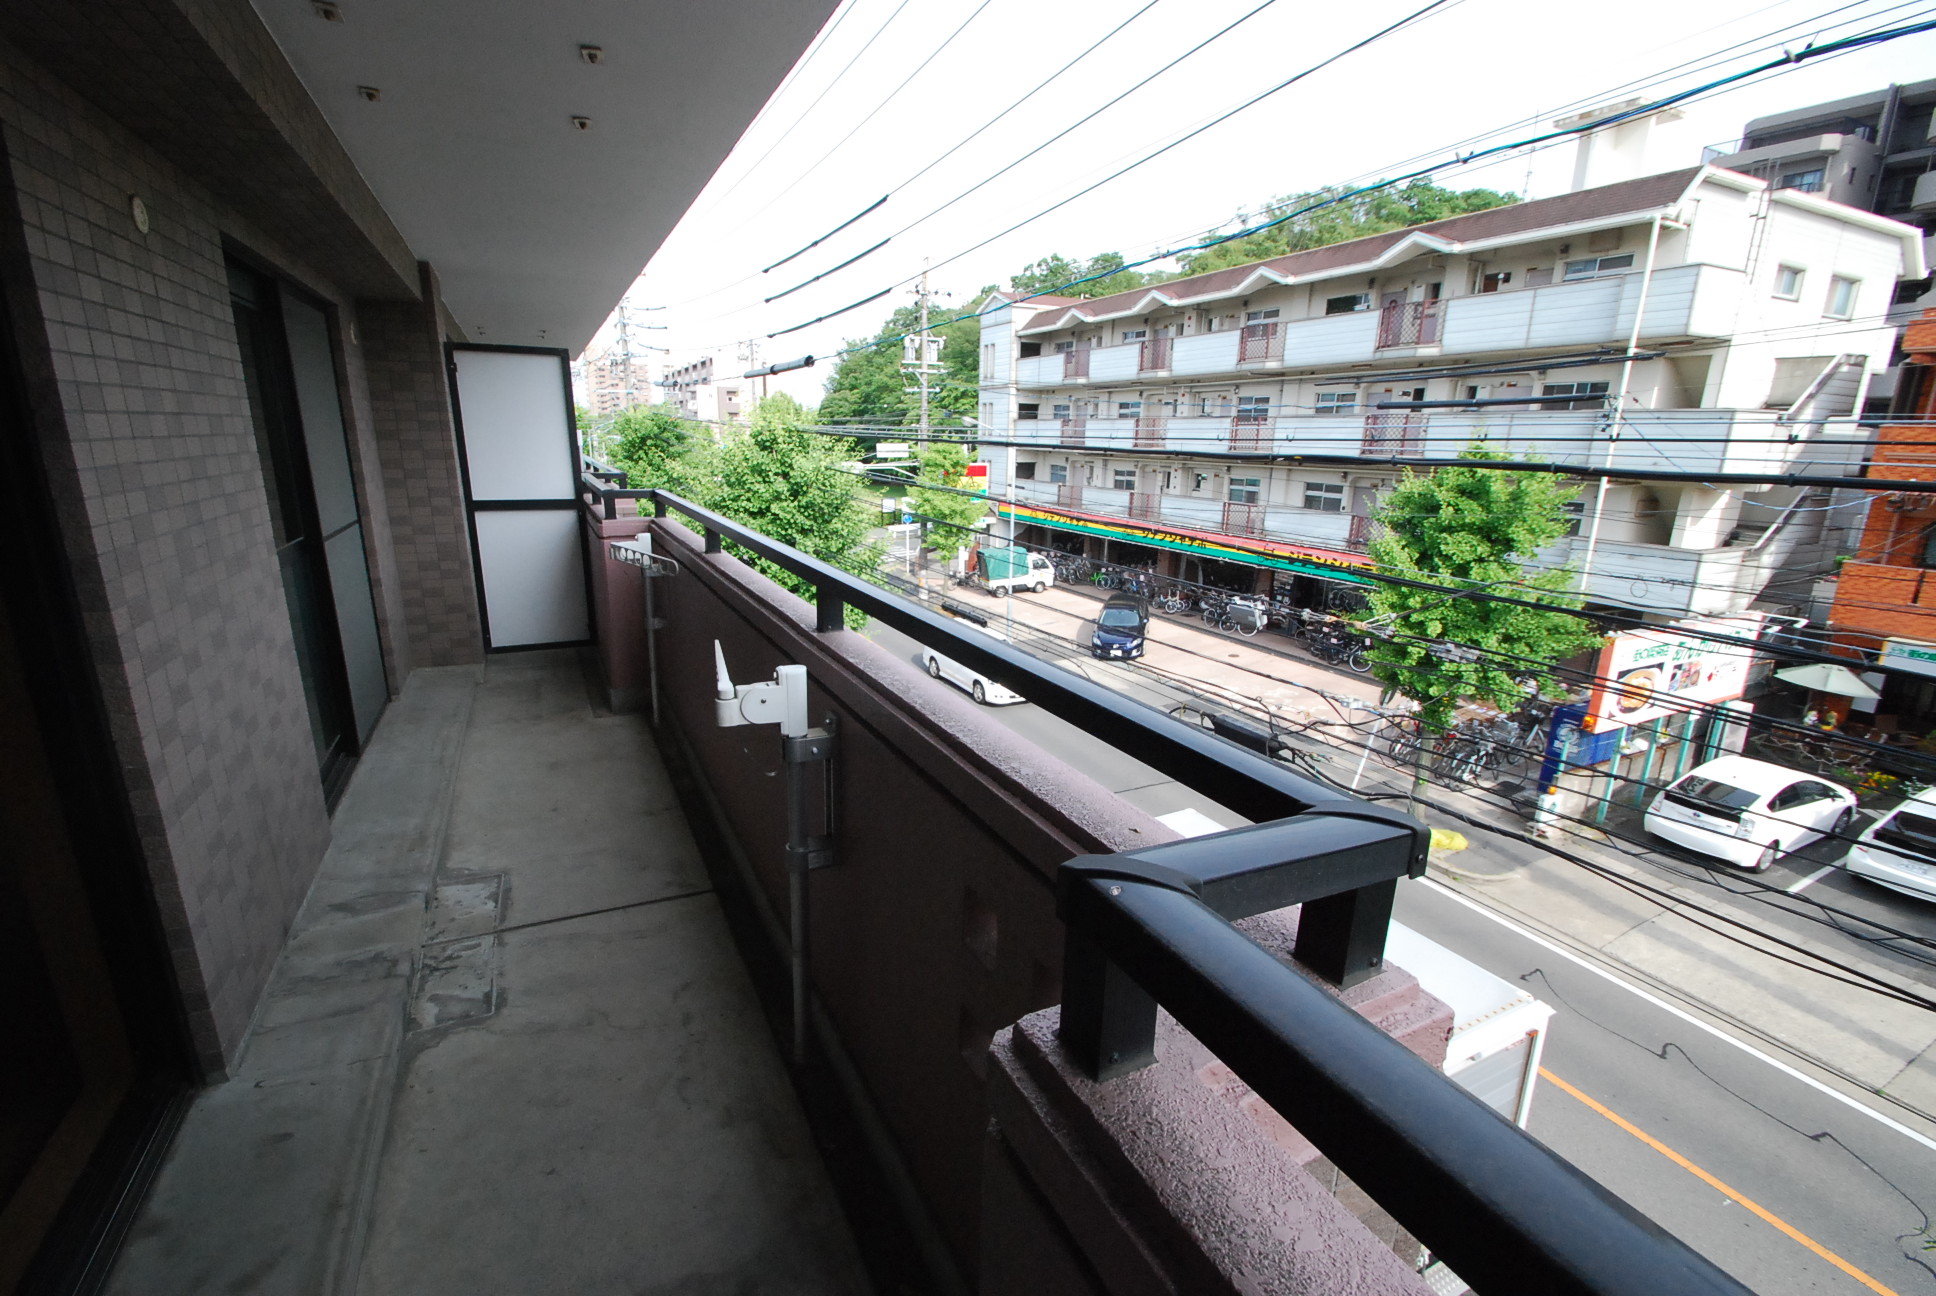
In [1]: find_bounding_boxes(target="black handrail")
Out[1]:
[1059,853,1751,1296]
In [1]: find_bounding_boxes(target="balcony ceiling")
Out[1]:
[251,0,837,350]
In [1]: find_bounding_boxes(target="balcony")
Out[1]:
[1008,479,1365,553]
[1377,299,1444,349]
[1012,264,1742,387]
[1139,335,1173,372]
[1063,345,1090,380]
[1008,406,1870,481]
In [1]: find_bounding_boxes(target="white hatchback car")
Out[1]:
[1643,754,1856,871]
[922,622,1025,706]
[1845,786,1936,903]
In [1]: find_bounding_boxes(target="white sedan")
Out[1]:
[1846,786,1936,903]
[922,622,1025,706]
[1643,754,1856,871]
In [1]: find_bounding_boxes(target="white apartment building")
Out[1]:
[978,165,1925,620]
[660,355,746,424]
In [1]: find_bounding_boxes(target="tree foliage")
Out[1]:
[1358,450,1602,732]
[1007,251,1174,301]
[1179,180,1519,275]
[607,403,702,492]
[907,440,989,548]
[819,298,986,431]
[686,393,880,623]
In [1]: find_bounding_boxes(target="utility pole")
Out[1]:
[918,264,932,446]
[739,338,765,408]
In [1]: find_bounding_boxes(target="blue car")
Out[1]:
[1090,594,1149,660]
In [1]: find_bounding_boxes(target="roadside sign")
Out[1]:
[1582,618,1758,732]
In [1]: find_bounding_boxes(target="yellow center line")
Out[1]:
[1539,1068,1900,1296]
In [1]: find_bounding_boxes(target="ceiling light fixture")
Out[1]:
[357,85,381,102]
[571,116,592,131]
[313,1,342,20]
[578,45,604,65]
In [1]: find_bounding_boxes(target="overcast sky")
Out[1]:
[588,0,1936,407]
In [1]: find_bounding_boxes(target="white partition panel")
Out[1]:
[449,344,590,649]
[452,348,576,500]
[473,511,589,647]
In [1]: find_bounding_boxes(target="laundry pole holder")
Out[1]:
[713,642,836,1064]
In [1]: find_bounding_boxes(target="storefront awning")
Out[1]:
[996,501,1374,586]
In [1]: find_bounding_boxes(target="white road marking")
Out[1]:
[1786,864,1839,895]
[1417,877,1936,1156]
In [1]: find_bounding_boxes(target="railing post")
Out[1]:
[705,527,722,553]
[653,495,668,518]
[603,489,617,521]
[815,584,844,633]
[1059,923,1158,1082]
[1292,878,1397,987]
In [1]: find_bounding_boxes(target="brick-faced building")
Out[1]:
[1824,308,1936,729]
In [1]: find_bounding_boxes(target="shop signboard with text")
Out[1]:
[1881,638,1936,680]
[1583,618,1759,733]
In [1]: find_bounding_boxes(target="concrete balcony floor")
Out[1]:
[107,651,865,1294]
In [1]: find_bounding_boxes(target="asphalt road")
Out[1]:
[866,617,1936,1294]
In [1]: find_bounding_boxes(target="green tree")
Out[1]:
[1359,450,1602,738]
[907,441,989,552]
[1180,180,1519,275]
[688,393,881,623]
[1009,251,1173,301]
[819,296,986,432]
[608,403,701,492]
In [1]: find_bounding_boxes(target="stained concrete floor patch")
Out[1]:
[411,934,498,1031]
[423,875,503,944]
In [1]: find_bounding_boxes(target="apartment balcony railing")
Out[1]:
[571,475,1750,1296]
[1377,298,1444,348]
[1063,345,1090,379]
[1139,335,1173,371]
[1003,407,1869,482]
[1012,264,1740,388]
[1056,481,1084,509]
[1237,320,1284,363]
[1134,414,1168,449]
[1348,512,1373,549]
[1230,414,1274,453]
[1060,415,1086,446]
[1222,499,1267,536]
[1362,410,1426,456]
[1129,490,1161,521]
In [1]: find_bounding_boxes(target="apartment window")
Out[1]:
[1325,293,1371,315]
[1561,254,1636,281]
[1777,168,1826,193]
[1563,500,1585,538]
[1236,394,1270,420]
[1052,403,1071,419]
[1826,275,1858,319]
[1161,470,1173,491]
[1053,340,1074,354]
[1525,267,1554,287]
[1049,463,1068,484]
[1120,329,1146,343]
[1113,468,1136,491]
[1245,308,1280,322]
[1773,265,1805,300]
[1193,472,1209,492]
[1228,476,1262,505]
[1018,402,1040,420]
[1479,271,1511,293]
[1315,390,1358,415]
[1304,481,1345,512]
[1019,341,1042,358]
[1540,381,1611,411]
[1118,401,1142,418]
[982,343,995,374]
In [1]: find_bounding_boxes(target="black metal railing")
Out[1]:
[1058,836,1748,1295]
[623,486,1750,1295]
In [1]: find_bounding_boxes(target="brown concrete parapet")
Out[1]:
[981,1008,1437,1296]
[581,509,654,711]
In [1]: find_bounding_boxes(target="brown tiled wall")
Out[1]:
[0,39,336,1073]
[360,268,483,668]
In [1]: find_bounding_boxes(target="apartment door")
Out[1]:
[228,261,387,801]
[447,345,591,649]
